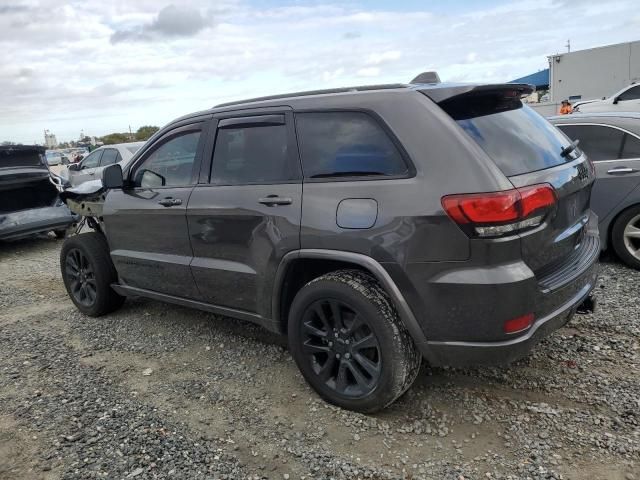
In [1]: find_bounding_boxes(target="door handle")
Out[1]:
[258,195,293,206]
[158,197,182,207]
[607,167,638,175]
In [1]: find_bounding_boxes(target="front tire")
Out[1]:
[60,232,125,316]
[288,270,421,413]
[611,205,640,270]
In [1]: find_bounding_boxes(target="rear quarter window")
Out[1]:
[441,95,573,177]
[295,111,408,179]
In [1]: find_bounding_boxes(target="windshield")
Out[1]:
[440,95,578,176]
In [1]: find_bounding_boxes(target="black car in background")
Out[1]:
[0,145,77,241]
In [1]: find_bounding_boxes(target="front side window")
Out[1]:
[211,124,293,185]
[81,150,102,169]
[618,86,640,102]
[100,149,120,166]
[295,112,407,179]
[557,124,624,161]
[133,130,201,188]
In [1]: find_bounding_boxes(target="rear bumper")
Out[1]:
[0,205,78,240]
[425,280,595,366]
[420,234,599,367]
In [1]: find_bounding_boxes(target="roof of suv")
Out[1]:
[166,81,534,128]
[214,82,533,109]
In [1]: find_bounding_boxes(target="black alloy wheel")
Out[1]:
[301,298,382,398]
[64,248,97,307]
[288,270,421,412]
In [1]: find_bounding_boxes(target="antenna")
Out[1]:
[566,39,571,53]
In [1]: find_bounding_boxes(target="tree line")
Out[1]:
[100,125,160,145]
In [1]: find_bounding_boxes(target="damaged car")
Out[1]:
[0,145,78,241]
[57,78,599,412]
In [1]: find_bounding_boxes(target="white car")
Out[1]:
[576,83,640,113]
[64,142,145,186]
[45,151,69,166]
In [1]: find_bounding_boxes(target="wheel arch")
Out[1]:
[273,249,434,362]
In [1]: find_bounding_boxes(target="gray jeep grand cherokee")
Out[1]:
[59,77,599,412]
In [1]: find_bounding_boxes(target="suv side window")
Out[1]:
[211,122,294,185]
[81,150,102,169]
[133,130,201,188]
[622,133,640,159]
[557,124,624,161]
[618,85,640,102]
[295,111,408,179]
[100,149,120,166]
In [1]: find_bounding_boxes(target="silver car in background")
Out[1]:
[550,112,640,269]
[63,142,145,186]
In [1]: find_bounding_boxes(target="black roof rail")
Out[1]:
[214,83,408,108]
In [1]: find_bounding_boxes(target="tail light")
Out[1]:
[442,183,557,238]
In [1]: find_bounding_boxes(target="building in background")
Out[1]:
[549,40,640,104]
[511,40,640,116]
[44,130,57,149]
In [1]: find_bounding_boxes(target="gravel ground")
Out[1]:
[0,235,638,480]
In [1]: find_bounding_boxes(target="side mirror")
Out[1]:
[613,96,620,104]
[68,163,79,171]
[102,164,124,189]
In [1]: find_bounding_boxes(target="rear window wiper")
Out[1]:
[560,139,580,158]
[310,171,388,178]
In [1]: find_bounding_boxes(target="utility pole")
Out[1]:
[129,125,133,140]
[566,39,571,53]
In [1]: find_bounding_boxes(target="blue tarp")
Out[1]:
[509,69,549,89]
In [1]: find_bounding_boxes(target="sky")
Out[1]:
[1,0,639,144]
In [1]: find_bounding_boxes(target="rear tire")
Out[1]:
[60,232,125,316]
[288,270,421,413]
[611,205,640,270]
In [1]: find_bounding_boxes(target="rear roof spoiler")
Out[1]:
[418,83,534,104]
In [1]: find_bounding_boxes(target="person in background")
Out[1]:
[559,99,573,115]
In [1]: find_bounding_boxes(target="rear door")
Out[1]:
[556,124,640,220]
[102,123,206,298]
[436,91,595,273]
[187,110,302,316]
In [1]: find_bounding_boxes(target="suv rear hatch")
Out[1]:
[422,85,596,279]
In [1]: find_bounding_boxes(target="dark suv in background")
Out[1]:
[59,76,599,412]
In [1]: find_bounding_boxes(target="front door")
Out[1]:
[102,123,207,299]
[72,149,103,185]
[187,111,302,316]
[614,85,640,112]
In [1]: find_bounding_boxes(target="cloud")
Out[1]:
[343,31,361,39]
[111,4,210,44]
[357,67,380,77]
[0,4,29,15]
[1,0,639,144]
